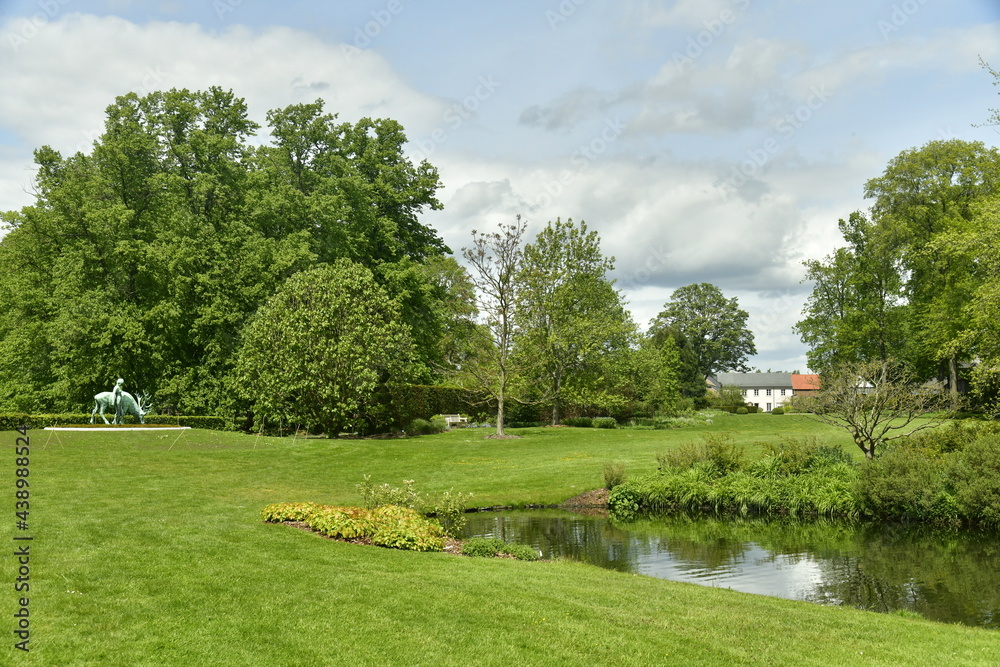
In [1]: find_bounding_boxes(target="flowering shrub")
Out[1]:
[261,502,446,552]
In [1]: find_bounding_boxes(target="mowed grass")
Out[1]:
[3,415,998,665]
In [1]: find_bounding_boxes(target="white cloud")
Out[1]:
[0,13,449,208]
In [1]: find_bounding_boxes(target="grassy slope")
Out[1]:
[3,415,998,665]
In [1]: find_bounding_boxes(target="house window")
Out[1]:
[781,389,786,396]
[766,389,772,396]
[753,389,759,396]
[767,403,772,412]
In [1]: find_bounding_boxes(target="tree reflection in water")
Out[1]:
[461,509,1000,628]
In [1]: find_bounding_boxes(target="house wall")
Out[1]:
[741,386,793,412]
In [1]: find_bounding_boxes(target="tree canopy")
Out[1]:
[796,139,1000,407]
[0,88,450,415]
[514,219,636,424]
[233,261,412,436]
[649,283,756,380]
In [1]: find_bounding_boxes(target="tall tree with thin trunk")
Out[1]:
[460,216,527,437]
[514,218,635,425]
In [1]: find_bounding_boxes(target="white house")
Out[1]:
[709,372,795,412]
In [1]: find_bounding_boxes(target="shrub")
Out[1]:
[502,543,540,561]
[809,445,855,469]
[593,417,617,429]
[770,407,784,415]
[658,434,744,474]
[461,537,539,561]
[369,505,447,551]
[406,418,447,436]
[603,462,627,490]
[702,433,745,473]
[658,441,707,471]
[430,489,473,537]
[461,537,506,557]
[856,446,951,521]
[761,437,820,475]
[908,420,993,456]
[262,502,446,551]
[736,407,748,415]
[260,501,322,523]
[356,476,421,510]
[949,434,1000,525]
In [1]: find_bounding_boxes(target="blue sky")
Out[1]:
[2,0,1000,372]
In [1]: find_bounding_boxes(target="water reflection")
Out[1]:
[460,509,1000,628]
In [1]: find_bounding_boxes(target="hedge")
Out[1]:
[0,413,230,431]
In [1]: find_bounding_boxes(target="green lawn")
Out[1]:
[4,415,998,665]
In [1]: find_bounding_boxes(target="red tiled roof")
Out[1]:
[791,374,821,390]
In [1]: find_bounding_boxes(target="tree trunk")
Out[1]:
[496,387,505,437]
[948,355,960,412]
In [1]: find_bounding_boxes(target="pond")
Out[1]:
[460,509,1000,628]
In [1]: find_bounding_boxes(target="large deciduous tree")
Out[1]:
[0,89,450,415]
[649,283,756,380]
[795,211,906,372]
[233,261,412,437]
[514,219,636,424]
[796,139,1000,407]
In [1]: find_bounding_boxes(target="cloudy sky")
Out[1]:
[2,1,1000,372]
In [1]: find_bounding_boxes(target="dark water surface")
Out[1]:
[460,509,1000,628]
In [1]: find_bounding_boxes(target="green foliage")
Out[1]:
[430,489,473,537]
[235,260,412,436]
[736,407,748,415]
[355,476,472,536]
[514,219,638,425]
[461,537,540,561]
[856,446,953,521]
[657,433,745,475]
[382,384,480,432]
[593,417,617,429]
[648,283,756,379]
[770,407,785,415]
[761,436,853,475]
[609,463,861,519]
[563,416,593,428]
[949,434,1000,525]
[357,475,422,510]
[261,501,446,552]
[406,417,447,436]
[0,89,447,417]
[603,461,627,490]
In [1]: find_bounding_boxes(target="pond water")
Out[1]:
[460,509,1000,628]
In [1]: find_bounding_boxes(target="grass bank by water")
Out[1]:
[4,416,998,665]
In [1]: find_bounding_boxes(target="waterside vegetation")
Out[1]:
[7,418,1000,665]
